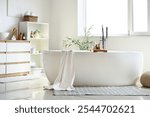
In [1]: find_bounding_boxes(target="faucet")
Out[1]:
[101,25,108,49]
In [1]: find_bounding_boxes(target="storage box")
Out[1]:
[23,15,38,22]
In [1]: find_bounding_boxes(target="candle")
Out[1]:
[106,27,108,39]
[102,25,104,39]
[101,25,104,49]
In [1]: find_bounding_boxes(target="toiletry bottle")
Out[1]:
[30,31,34,38]
[22,33,26,40]
[19,33,23,40]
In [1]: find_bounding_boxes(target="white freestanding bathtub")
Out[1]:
[43,50,143,86]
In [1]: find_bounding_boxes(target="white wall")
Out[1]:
[0,0,50,32]
[107,36,150,72]
[49,0,150,72]
[1,0,150,71]
[49,0,77,49]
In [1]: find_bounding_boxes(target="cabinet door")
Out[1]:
[7,42,30,52]
[0,43,6,52]
[7,53,30,63]
[0,54,6,63]
[0,65,5,74]
[6,63,30,74]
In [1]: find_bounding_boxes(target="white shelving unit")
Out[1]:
[19,22,49,74]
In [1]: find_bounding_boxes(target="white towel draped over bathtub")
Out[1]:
[45,50,75,90]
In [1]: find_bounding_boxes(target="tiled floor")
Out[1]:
[0,87,150,100]
[0,75,150,100]
[0,88,150,100]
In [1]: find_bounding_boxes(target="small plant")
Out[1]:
[63,26,95,50]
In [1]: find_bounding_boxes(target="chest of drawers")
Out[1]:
[0,40,31,79]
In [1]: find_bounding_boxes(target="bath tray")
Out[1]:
[93,49,107,52]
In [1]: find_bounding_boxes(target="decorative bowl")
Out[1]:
[0,32,10,40]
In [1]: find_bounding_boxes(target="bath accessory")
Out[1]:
[43,50,143,86]
[33,30,40,38]
[100,25,108,49]
[106,27,108,38]
[23,15,38,22]
[93,49,107,52]
[10,28,18,40]
[53,86,150,96]
[18,33,23,40]
[0,32,9,40]
[93,43,107,52]
[140,71,150,88]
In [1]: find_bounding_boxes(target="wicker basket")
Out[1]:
[23,15,38,22]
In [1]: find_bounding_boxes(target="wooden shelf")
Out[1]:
[0,40,30,43]
[19,22,49,69]
[0,72,29,78]
[31,53,42,55]
[0,61,30,65]
[29,38,48,40]
[0,51,30,54]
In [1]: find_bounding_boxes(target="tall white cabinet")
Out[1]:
[19,22,49,73]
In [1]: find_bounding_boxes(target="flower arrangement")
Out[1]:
[63,26,95,50]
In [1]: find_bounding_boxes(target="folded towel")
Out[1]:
[44,50,75,90]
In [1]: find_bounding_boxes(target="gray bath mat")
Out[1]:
[53,86,150,96]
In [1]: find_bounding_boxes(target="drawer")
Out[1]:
[6,42,30,52]
[7,53,30,63]
[0,54,6,63]
[6,63,30,74]
[0,43,6,52]
[0,65,5,74]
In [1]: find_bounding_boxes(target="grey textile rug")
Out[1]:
[53,86,150,96]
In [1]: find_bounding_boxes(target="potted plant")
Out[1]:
[63,26,95,50]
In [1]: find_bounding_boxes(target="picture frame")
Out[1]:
[7,0,23,17]
[7,0,33,17]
